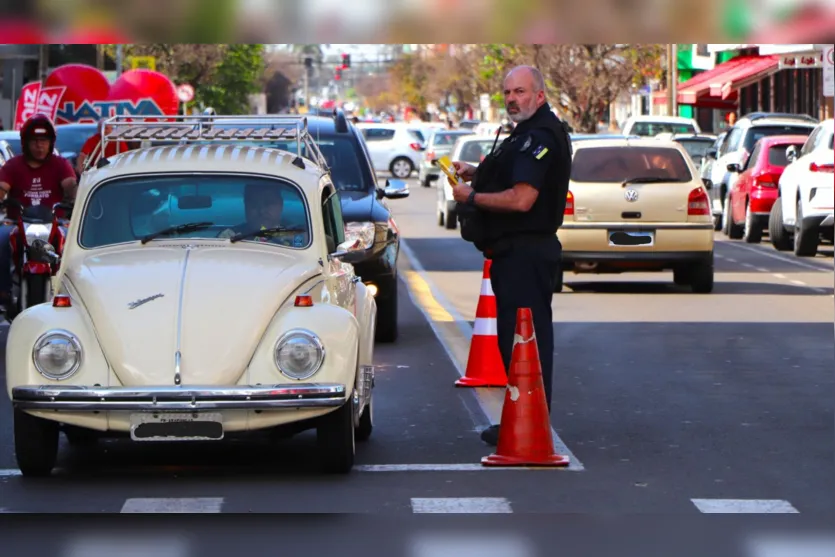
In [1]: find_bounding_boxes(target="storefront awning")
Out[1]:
[653,55,780,107]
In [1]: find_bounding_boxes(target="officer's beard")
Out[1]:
[506,101,536,123]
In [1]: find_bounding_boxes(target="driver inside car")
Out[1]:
[218,185,296,245]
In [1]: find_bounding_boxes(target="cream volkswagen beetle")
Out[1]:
[5,115,386,476]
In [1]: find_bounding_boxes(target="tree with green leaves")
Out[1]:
[199,44,267,114]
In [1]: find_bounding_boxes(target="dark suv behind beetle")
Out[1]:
[206,110,409,343]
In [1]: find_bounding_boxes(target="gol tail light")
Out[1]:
[564,191,574,215]
[687,187,711,215]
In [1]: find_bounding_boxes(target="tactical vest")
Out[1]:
[458,108,572,252]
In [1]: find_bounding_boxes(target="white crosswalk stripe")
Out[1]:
[691,498,799,513]
[410,497,512,513]
[120,497,224,513]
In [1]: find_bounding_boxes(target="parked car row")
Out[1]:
[721,118,834,256]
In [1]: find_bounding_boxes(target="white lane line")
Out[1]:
[399,239,584,472]
[723,241,831,272]
[726,258,738,263]
[411,497,512,513]
[756,267,769,272]
[120,497,223,513]
[691,498,799,513]
[356,463,562,472]
[741,262,755,269]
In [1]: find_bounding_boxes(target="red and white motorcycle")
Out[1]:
[1,198,72,321]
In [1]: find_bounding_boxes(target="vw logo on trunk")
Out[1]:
[624,189,639,202]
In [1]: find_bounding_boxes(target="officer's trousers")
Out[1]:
[489,235,561,413]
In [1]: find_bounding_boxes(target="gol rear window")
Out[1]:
[571,146,693,183]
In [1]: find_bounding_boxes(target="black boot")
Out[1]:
[480,424,500,446]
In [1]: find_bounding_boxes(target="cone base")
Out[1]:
[455,376,507,388]
[481,453,570,467]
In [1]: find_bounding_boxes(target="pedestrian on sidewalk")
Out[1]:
[448,65,573,446]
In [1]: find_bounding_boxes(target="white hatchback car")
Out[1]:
[355,122,425,178]
[437,134,508,229]
[769,118,835,256]
[6,115,379,476]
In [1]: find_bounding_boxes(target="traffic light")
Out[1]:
[341,53,351,69]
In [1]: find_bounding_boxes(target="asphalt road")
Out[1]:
[0,173,832,519]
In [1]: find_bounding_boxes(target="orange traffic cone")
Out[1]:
[455,259,507,388]
[482,307,570,467]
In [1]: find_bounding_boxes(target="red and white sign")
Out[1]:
[13,82,67,130]
[779,53,823,70]
[13,63,179,130]
[824,46,834,98]
[177,84,195,103]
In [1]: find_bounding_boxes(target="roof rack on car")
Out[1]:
[743,112,819,123]
[90,114,330,171]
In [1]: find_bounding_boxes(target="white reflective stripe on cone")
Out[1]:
[480,279,494,296]
[473,317,498,336]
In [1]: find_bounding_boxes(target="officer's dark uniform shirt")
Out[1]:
[474,102,572,240]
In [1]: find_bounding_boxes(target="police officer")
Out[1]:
[450,65,572,446]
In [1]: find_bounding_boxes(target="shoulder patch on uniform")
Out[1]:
[532,144,549,160]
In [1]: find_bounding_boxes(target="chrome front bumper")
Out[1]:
[11,384,348,411]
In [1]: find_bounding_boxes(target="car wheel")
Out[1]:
[725,193,744,239]
[390,157,413,179]
[64,426,99,447]
[793,198,819,257]
[317,399,355,474]
[673,266,690,286]
[14,408,59,477]
[690,256,714,294]
[374,280,398,343]
[742,201,762,243]
[769,199,792,251]
[355,396,373,442]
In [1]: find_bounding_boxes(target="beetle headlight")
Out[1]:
[274,329,324,380]
[32,330,82,380]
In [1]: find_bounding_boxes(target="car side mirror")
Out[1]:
[726,163,742,173]
[382,179,410,199]
[786,145,798,163]
[701,178,711,188]
[328,238,363,261]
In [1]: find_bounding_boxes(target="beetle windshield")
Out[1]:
[79,174,311,249]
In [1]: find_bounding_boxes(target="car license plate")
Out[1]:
[130,412,224,442]
[608,230,655,247]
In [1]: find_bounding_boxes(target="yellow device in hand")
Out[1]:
[437,155,461,184]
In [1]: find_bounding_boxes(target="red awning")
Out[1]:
[653,55,780,107]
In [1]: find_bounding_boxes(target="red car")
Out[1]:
[724,135,809,243]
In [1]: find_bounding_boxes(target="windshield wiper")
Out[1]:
[140,222,215,244]
[229,226,305,243]
[621,177,672,187]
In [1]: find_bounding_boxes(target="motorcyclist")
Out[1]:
[0,113,77,308]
